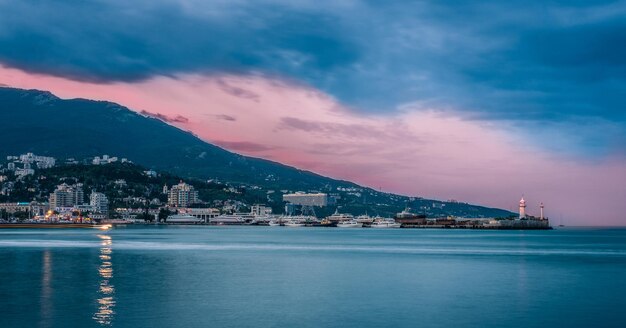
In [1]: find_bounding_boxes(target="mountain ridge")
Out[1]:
[0,86,514,217]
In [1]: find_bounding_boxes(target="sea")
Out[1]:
[1,226,625,328]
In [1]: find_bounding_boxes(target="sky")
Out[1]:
[0,0,625,225]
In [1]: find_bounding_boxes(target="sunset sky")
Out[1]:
[1,0,625,225]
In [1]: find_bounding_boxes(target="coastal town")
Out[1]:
[0,152,550,230]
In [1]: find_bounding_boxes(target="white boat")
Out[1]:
[355,214,374,224]
[210,215,245,225]
[370,219,401,228]
[166,214,203,224]
[284,220,305,227]
[268,220,281,226]
[327,209,354,222]
[336,220,363,228]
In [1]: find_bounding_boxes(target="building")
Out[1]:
[168,181,199,207]
[519,197,526,219]
[178,208,220,222]
[251,204,272,216]
[49,183,84,208]
[283,192,329,207]
[92,155,119,165]
[0,202,49,216]
[90,191,109,214]
[18,152,56,169]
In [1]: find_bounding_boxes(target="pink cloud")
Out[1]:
[1,65,625,225]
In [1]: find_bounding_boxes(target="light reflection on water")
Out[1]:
[93,234,115,326]
[40,250,52,328]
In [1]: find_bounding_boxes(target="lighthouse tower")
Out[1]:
[519,197,526,219]
[540,202,544,220]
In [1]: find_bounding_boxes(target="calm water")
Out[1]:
[1,226,625,328]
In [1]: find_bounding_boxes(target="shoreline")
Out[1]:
[0,222,552,230]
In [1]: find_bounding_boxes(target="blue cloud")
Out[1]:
[0,0,624,155]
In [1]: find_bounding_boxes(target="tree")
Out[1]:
[13,210,30,220]
[134,212,152,222]
[158,208,172,222]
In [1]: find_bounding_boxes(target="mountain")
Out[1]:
[0,87,514,217]
[0,87,355,190]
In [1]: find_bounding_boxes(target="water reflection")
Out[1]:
[40,250,52,328]
[93,234,115,326]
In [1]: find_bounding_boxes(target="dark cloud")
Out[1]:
[216,79,260,102]
[214,114,237,122]
[278,117,393,140]
[0,0,625,155]
[140,110,189,123]
[213,140,277,152]
[0,0,360,83]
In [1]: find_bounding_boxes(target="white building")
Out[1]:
[168,182,199,207]
[178,208,220,222]
[251,204,272,216]
[92,155,119,165]
[49,183,84,208]
[90,191,109,214]
[18,152,56,169]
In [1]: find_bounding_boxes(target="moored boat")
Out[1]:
[370,218,401,228]
[336,220,363,228]
[284,220,305,227]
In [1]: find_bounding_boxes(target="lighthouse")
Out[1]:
[540,202,544,220]
[519,197,526,219]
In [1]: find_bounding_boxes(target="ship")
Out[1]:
[336,220,363,228]
[166,214,203,224]
[327,209,354,223]
[370,217,401,228]
[393,208,426,226]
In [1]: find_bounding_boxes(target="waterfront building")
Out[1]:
[177,208,220,222]
[168,181,199,207]
[519,197,526,219]
[90,191,109,214]
[251,204,272,216]
[283,192,329,207]
[0,202,49,216]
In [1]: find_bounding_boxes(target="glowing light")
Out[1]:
[93,234,115,326]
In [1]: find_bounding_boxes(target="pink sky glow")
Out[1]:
[2,65,625,225]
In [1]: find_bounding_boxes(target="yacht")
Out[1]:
[336,220,363,228]
[284,219,305,227]
[327,209,354,222]
[268,219,281,226]
[210,214,245,225]
[370,218,401,228]
[166,214,203,224]
[355,214,374,224]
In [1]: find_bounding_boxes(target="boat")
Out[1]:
[327,209,354,223]
[355,214,374,224]
[370,218,401,228]
[394,208,426,226]
[210,215,245,225]
[284,220,305,227]
[336,220,363,228]
[166,214,203,224]
[319,218,337,227]
[268,219,281,226]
